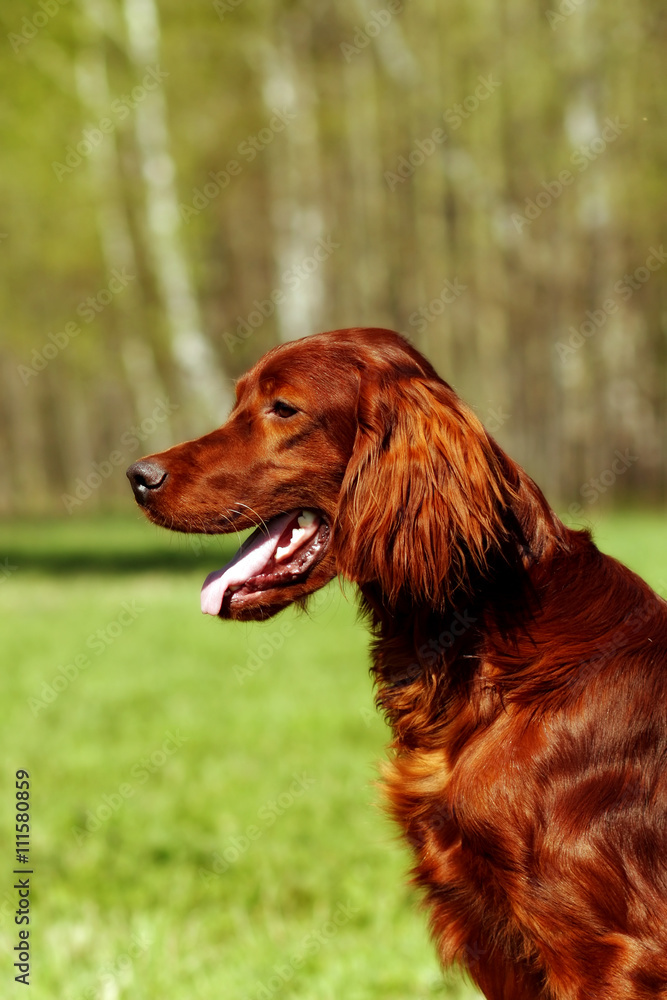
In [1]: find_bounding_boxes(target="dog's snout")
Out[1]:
[126,460,168,505]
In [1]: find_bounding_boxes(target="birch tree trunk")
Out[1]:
[121,0,232,425]
[77,0,173,451]
[260,16,327,343]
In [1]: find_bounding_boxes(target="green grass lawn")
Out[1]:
[0,511,665,999]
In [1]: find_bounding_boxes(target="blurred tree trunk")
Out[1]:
[77,0,173,453]
[0,358,51,512]
[260,12,327,343]
[121,0,232,425]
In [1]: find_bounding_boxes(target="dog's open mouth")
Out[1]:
[200,509,330,616]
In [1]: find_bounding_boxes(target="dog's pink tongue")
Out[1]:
[200,512,295,616]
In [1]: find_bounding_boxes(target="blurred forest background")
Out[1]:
[0,0,665,515]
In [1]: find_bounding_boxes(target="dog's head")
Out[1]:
[127,328,519,621]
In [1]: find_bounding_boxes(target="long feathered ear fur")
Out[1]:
[334,375,522,609]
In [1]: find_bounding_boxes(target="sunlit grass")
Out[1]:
[0,511,665,998]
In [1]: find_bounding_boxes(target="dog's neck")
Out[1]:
[356,587,484,745]
[355,478,572,744]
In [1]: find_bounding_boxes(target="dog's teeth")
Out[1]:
[229,584,242,592]
[298,510,317,527]
[276,526,309,563]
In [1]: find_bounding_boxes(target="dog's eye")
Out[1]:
[272,400,298,419]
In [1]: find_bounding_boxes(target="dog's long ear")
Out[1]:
[334,376,520,609]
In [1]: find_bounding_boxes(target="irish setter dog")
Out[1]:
[127,328,667,999]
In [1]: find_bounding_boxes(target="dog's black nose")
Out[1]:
[126,460,168,505]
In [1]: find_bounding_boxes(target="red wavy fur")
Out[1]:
[129,328,667,999]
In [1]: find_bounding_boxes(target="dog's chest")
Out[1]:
[380,703,545,971]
